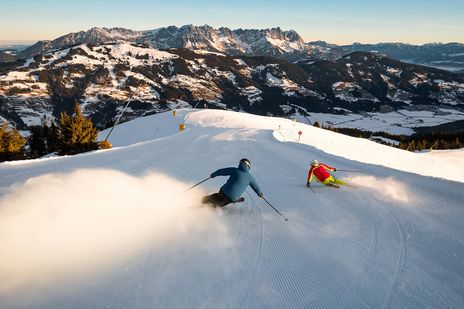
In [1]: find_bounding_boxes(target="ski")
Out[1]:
[198,196,245,208]
[308,183,357,190]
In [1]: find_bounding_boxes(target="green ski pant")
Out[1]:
[319,175,346,186]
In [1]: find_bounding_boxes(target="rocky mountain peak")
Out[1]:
[14,25,316,62]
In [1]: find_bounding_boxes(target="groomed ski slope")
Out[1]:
[0,109,463,308]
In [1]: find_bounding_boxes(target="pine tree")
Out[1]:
[438,139,448,149]
[415,139,424,151]
[453,137,462,149]
[0,122,26,162]
[421,139,429,150]
[28,124,47,157]
[57,103,98,155]
[47,119,60,153]
[28,118,60,157]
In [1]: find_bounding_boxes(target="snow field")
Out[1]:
[0,109,463,308]
[187,109,464,183]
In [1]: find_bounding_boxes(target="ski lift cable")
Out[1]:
[183,101,203,123]
[104,85,141,142]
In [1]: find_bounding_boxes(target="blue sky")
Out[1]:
[1,0,463,45]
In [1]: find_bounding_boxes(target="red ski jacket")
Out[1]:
[307,163,335,183]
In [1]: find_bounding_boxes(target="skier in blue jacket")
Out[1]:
[202,158,264,207]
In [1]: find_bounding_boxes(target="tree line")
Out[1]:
[312,121,463,151]
[397,133,463,151]
[0,103,111,162]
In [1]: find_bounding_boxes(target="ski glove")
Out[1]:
[306,182,311,187]
[210,174,215,178]
[333,168,337,172]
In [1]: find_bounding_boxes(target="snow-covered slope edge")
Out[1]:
[95,108,464,185]
[184,110,464,183]
[1,108,463,308]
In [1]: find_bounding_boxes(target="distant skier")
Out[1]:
[306,160,346,188]
[202,158,263,207]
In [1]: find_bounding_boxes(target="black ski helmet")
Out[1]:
[240,158,251,169]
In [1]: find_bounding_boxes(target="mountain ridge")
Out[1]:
[6,25,464,72]
[1,42,463,134]
[16,25,313,62]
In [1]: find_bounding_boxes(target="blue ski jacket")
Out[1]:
[211,161,263,202]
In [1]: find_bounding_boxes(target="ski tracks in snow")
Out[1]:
[253,135,410,308]
[338,214,379,308]
[237,202,264,308]
[381,205,407,309]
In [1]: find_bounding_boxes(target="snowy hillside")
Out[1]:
[0,110,463,308]
[2,42,464,135]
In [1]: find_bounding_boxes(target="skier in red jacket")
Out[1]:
[306,160,346,188]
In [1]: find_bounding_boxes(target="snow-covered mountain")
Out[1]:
[1,42,463,135]
[140,25,308,59]
[0,109,463,308]
[13,25,335,62]
[17,27,142,60]
[5,25,464,73]
[338,42,464,73]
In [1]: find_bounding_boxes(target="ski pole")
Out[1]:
[182,176,211,193]
[308,186,316,193]
[336,169,365,173]
[262,197,288,221]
